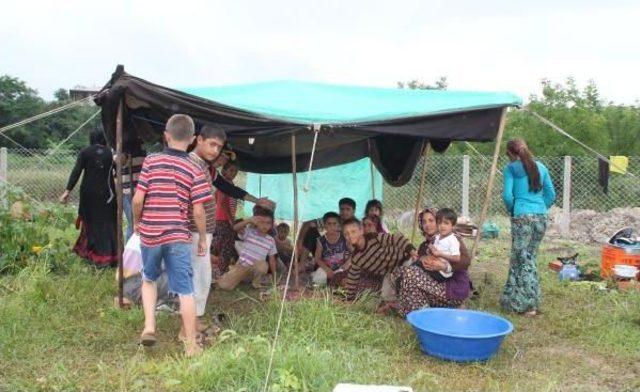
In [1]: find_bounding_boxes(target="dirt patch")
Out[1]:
[546,206,640,243]
[526,342,640,391]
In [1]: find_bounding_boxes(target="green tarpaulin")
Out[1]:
[244,157,383,221]
[182,80,521,124]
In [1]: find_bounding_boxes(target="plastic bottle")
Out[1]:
[559,264,579,282]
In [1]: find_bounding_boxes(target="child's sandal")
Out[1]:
[140,332,157,347]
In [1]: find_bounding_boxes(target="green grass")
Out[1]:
[1,232,640,391]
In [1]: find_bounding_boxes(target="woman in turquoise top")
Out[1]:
[500,138,556,316]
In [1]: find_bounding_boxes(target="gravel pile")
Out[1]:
[546,206,640,243]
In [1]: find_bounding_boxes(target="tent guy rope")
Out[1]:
[0,95,96,135]
[303,124,321,192]
[44,109,101,159]
[262,129,320,392]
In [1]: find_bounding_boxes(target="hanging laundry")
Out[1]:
[598,158,609,194]
[609,156,629,174]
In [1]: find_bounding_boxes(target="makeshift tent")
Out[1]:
[96,65,521,186]
[94,65,522,302]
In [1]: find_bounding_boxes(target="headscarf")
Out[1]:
[418,207,439,244]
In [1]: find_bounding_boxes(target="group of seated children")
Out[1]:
[212,197,393,289]
[304,203,461,291]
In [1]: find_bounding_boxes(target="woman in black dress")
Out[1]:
[59,128,117,267]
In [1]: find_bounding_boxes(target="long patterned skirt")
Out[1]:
[212,220,237,277]
[500,214,547,313]
[396,265,461,318]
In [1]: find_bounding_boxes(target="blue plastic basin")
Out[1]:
[406,308,514,362]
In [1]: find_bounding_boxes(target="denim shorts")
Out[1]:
[141,242,193,296]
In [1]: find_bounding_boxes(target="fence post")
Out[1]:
[561,156,572,235]
[462,155,470,217]
[0,147,7,208]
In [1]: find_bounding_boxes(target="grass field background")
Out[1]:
[1,222,639,391]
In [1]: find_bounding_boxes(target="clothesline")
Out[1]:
[525,109,638,178]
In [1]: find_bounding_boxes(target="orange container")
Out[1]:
[600,244,640,278]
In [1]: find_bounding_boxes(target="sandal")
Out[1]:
[140,331,157,347]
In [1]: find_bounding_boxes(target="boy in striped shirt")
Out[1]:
[341,218,417,300]
[187,125,275,329]
[217,206,278,290]
[132,114,211,357]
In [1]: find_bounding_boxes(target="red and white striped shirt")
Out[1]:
[136,148,213,247]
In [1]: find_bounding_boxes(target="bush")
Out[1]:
[0,186,76,274]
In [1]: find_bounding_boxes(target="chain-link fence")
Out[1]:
[1,148,79,204]
[386,155,639,216]
[1,148,638,227]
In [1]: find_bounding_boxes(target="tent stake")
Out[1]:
[291,133,299,289]
[411,142,430,243]
[471,108,507,259]
[116,100,125,308]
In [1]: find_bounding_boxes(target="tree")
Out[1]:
[0,75,46,148]
[0,76,99,150]
[53,88,70,102]
[398,77,448,90]
[459,78,640,157]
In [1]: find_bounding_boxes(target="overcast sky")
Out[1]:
[2,0,639,103]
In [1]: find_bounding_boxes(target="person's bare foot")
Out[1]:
[376,301,399,315]
[196,319,209,333]
[522,310,538,317]
[184,340,203,357]
[113,296,132,309]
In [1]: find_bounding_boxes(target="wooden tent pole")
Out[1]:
[128,153,134,209]
[116,100,125,308]
[471,108,508,259]
[411,142,431,243]
[370,159,376,199]
[291,133,299,289]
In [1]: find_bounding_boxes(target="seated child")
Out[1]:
[311,212,350,286]
[416,208,459,282]
[114,233,171,308]
[217,206,278,290]
[274,222,293,264]
[364,199,390,233]
[362,214,382,235]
